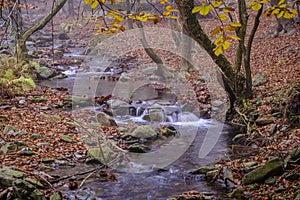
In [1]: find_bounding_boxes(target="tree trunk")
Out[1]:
[174,0,247,103]
[15,0,68,62]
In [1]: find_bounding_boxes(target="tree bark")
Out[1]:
[174,0,247,103]
[15,0,68,62]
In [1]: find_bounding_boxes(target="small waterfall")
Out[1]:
[179,112,199,122]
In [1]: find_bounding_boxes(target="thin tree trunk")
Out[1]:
[15,0,68,62]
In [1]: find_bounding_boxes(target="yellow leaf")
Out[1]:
[223,41,230,50]
[212,0,222,7]
[226,35,241,40]
[211,26,222,36]
[224,25,236,31]
[165,5,173,11]
[230,22,242,27]
[84,0,92,4]
[214,35,223,45]
[163,11,171,16]
[90,0,99,9]
[165,15,178,19]
[192,6,202,14]
[251,2,262,11]
[199,5,212,15]
[278,0,284,5]
[283,9,298,18]
[160,0,168,4]
[213,45,223,56]
[277,10,284,18]
[218,13,227,20]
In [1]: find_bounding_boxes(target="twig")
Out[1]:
[51,167,103,183]
[79,169,97,188]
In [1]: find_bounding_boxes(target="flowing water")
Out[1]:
[40,48,236,199]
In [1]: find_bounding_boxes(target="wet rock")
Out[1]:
[130,125,157,139]
[87,147,112,164]
[58,32,70,40]
[255,117,274,126]
[97,111,117,126]
[160,126,177,137]
[179,112,199,122]
[206,170,218,182]
[242,158,283,185]
[190,165,216,174]
[24,178,44,188]
[227,187,245,198]
[252,73,268,86]
[59,135,77,143]
[128,143,151,153]
[37,142,50,147]
[0,115,8,121]
[13,179,46,200]
[223,167,235,188]
[83,137,97,146]
[75,188,96,200]
[36,66,59,79]
[49,192,62,200]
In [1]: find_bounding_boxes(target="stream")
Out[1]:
[39,47,236,199]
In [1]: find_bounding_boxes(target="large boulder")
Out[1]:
[36,66,58,79]
[130,125,157,139]
[242,158,283,185]
[96,112,117,126]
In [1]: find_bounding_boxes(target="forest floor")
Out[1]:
[0,5,300,200]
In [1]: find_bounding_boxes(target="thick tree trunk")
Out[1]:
[174,0,247,103]
[15,0,68,62]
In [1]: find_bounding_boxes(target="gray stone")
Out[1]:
[228,187,245,198]
[36,66,58,79]
[0,142,18,154]
[1,167,24,178]
[30,134,43,139]
[255,117,274,126]
[3,125,18,134]
[131,86,158,100]
[13,179,46,200]
[128,143,151,153]
[242,158,283,185]
[24,178,44,188]
[59,135,77,143]
[97,111,117,126]
[130,125,157,139]
[49,193,62,200]
[87,147,112,164]
[252,73,268,86]
[285,148,300,165]
[190,165,216,174]
[148,106,166,122]
[0,171,16,187]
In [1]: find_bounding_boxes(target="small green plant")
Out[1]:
[0,54,38,97]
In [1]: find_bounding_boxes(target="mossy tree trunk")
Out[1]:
[174,0,262,106]
[15,0,68,63]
